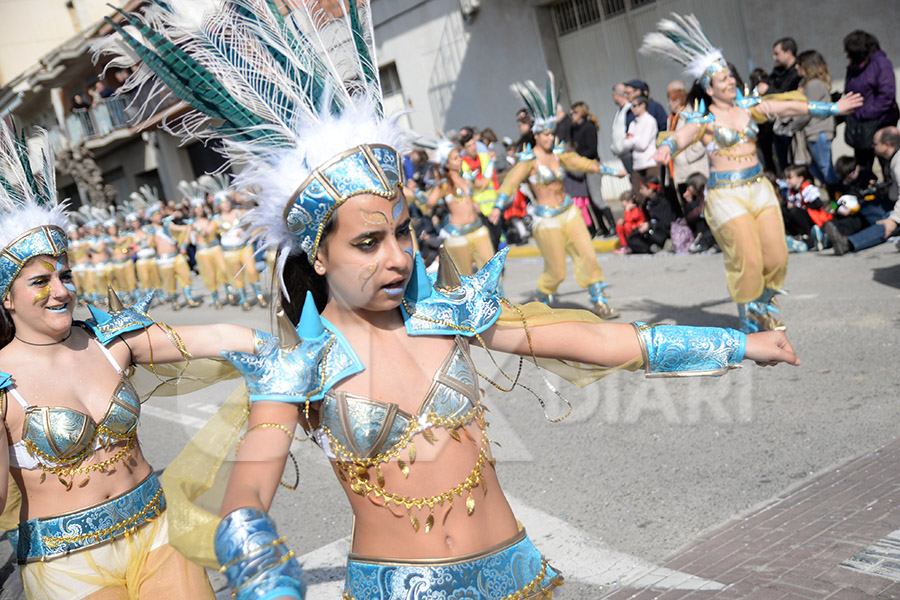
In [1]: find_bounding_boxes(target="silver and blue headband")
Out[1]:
[0,225,68,299]
[283,143,403,262]
[700,57,729,89]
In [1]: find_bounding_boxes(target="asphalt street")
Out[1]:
[1,241,898,598]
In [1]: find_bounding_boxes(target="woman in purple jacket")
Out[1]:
[843,30,900,171]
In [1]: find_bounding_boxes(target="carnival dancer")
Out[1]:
[426,140,497,275]
[108,221,138,305]
[66,224,90,298]
[99,2,801,599]
[180,180,231,309]
[489,73,626,319]
[149,206,199,310]
[86,219,114,307]
[200,174,267,310]
[0,121,269,599]
[641,14,863,332]
[129,187,163,301]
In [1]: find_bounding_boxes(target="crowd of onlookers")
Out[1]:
[406,28,899,263]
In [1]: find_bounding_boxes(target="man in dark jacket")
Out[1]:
[624,80,668,135]
[769,38,801,174]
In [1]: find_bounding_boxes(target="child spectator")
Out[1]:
[783,164,831,250]
[823,156,879,238]
[681,172,718,253]
[614,191,646,254]
[626,176,675,253]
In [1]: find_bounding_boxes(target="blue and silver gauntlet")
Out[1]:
[633,322,745,377]
[493,192,511,212]
[658,136,678,153]
[84,288,156,345]
[679,99,714,124]
[215,508,305,600]
[808,101,839,118]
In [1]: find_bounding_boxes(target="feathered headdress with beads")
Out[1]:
[510,71,559,133]
[93,0,409,294]
[639,13,727,88]
[198,173,233,206]
[0,120,70,300]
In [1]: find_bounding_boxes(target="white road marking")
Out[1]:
[140,404,210,430]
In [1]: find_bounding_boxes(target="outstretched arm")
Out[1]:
[489,159,532,224]
[482,317,800,371]
[756,92,864,119]
[123,322,259,364]
[653,122,701,165]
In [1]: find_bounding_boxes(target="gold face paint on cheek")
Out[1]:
[358,260,379,290]
[33,286,51,305]
[360,210,388,226]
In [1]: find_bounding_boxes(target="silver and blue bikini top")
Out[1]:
[711,118,759,149]
[529,163,566,186]
[315,336,480,460]
[2,325,140,471]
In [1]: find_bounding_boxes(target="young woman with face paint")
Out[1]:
[101,3,801,599]
[642,14,863,333]
[0,124,272,599]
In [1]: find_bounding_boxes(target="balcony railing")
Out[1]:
[65,96,131,145]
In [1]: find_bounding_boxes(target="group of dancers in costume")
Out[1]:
[80,2,799,599]
[640,14,863,333]
[64,176,268,312]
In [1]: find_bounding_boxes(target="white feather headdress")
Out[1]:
[93,0,410,293]
[0,121,70,299]
[639,13,727,87]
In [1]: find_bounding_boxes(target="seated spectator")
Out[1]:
[626,176,674,254]
[681,172,718,253]
[614,191,646,254]
[782,164,831,251]
[825,126,900,254]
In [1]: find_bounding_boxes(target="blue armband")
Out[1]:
[599,164,618,176]
[215,508,305,600]
[808,101,839,118]
[633,322,745,377]
[493,193,510,212]
[84,290,156,345]
[658,137,678,153]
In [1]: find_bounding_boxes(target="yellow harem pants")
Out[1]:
[110,260,138,295]
[20,512,213,600]
[135,257,161,292]
[532,203,604,296]
[704,177,788,303]
[223,245,260,288]
[442,224,495,276]
[194,245,229,292]
[91,262,113,296]
[156,254,192,295]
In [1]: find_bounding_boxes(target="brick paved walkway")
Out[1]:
[603,438,900,599]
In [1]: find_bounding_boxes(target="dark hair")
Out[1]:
[480,128,498,145]
[685,172,708,193]
[843,30,880,64]
[641,175,661,188]
[877,127,900,149]
[784,163,812,181]
[834,156,857,181]
[279,214,337,324]
[728,62,745,91]
[631,95,648,107]
[774,38,797,56]
[798,50,831,88]
[459,132,474,146]
[749,68,769,90]
[0,304,14,348]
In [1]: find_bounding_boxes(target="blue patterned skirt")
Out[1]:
[343,529,562,599]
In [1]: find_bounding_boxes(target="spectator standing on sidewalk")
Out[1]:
[843,30,900,173]
[769,38,802,173]
[792,50,839,188]
[623,96,660,189]
[610,83,633,175]
[570,101,616,237]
